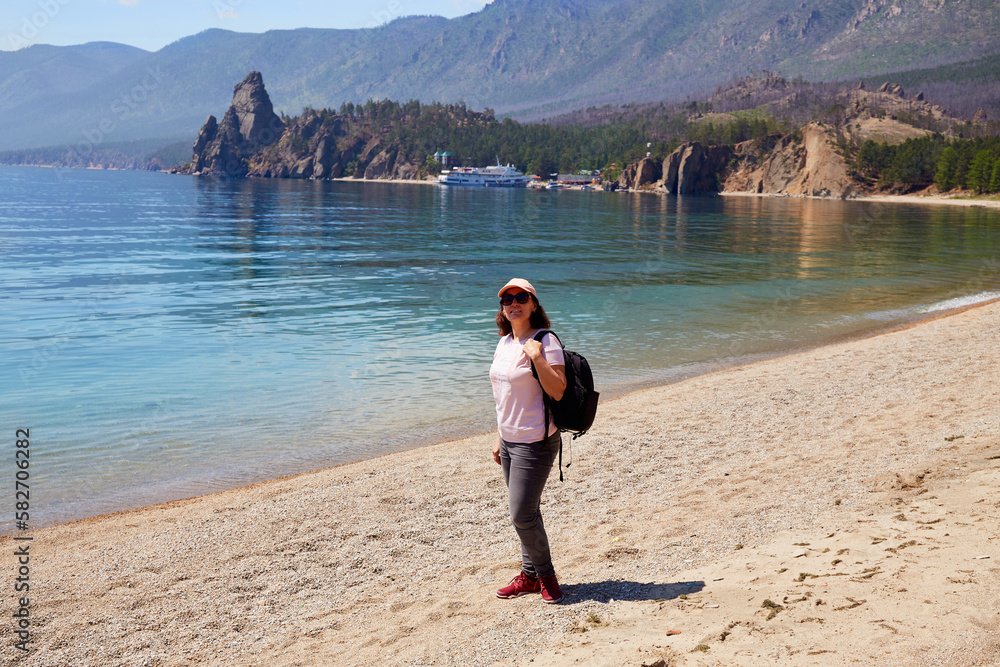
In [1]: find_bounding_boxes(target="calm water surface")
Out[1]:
[2,166,999,528]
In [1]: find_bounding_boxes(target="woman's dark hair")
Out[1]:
[496,294,551,336]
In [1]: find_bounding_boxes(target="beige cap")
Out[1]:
[497,278,537,298]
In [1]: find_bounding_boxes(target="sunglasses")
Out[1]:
[500,292,532,306]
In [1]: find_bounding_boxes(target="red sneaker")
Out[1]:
[539,574,563,604]
[496,571,541,599]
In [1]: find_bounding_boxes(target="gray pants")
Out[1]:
[500,431,561,578]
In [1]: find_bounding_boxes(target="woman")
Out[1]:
[489,278,567,604]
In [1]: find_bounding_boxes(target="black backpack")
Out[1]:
[530,330,600,480]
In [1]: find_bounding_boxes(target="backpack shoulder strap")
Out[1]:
[529,328,568,481]
[532,329,562,348]
[527,332,552,450]
[529,331,563,383]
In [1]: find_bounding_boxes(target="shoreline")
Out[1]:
[327,175,439,186]
[4,298,1000,664]
[12,290,998,538]
[850,192,1000,210]
[343,179,1000,212]
[721,189,1000,210]
[7,162,1000,210]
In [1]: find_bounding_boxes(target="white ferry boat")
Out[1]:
[436,162,531,188]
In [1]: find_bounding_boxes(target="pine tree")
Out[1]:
[935,146,959,191]
[967,150,994,194]
[989,158,1000,194]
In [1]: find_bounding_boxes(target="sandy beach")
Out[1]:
[722,190,1000,211]
[4,299,1000,666]
[849,193,1000,210]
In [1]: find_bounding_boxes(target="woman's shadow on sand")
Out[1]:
[560,580,706,605]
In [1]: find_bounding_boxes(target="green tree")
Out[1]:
[967,150,996,194]
[935,146,959,191]
[952,148,972,189]
[424,154,443,174]
[989,159,1000,194]
[855,140,892,184]
[528,154,558,178]
[881,135,944,189]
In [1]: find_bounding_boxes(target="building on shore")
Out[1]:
[433,151,454,168]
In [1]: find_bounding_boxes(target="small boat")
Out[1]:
[436,161,531,188]
[545,181,563,190]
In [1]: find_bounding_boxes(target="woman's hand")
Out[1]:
[493,437,501,465]
[522,338,543,361]
[522,339,567,401]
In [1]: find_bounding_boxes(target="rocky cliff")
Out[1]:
[607,70,975,197]
[178,72,446,180]
[613,76,961,199]
[617,127,856,199]
[615,142,734,195]
[617,156,661,190]
[662,142,734,194]
[187,72,284,177]
[242,113,426,181]
[723,123,856,198]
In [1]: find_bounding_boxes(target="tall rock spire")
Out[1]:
[231,71,283,149]
[189,71,284,176]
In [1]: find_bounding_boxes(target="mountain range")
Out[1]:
[1,0,998,151]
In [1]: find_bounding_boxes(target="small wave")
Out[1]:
[834,307,911,325]
[833,291,1000,327]
[915,291,1000,314]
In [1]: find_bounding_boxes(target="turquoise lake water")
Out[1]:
[2,165,999,529]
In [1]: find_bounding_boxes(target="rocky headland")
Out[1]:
[725,122,856,198]
[186,72,285,177]
[183,72,285,177]
[614,79,975,199]
[615,125,857,199]
[176,71,479,181]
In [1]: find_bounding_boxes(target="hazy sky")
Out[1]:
[1,0,494,51]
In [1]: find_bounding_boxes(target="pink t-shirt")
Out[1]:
[490,331,565,443]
